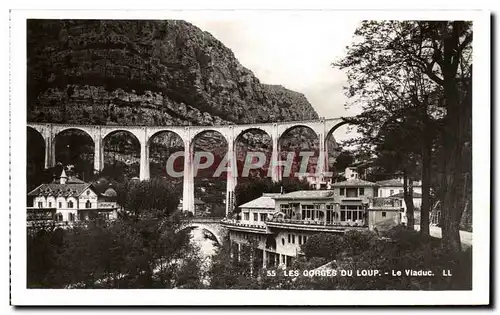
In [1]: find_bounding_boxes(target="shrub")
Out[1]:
[381,225,433,251]
[301,233,344,260]
[341,230,377,256]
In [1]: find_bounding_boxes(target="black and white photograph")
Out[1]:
[9,9,490,306]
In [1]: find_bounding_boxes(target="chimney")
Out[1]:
[60,169,68,185]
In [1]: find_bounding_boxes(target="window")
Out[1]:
[280,204,293,218]
[253,213,258,221]
[298,235,302,245]
[303,236,307,244]
[244,212,249,221]
[69,213,75,222]
[68,200,73,208]
[292,234,295,244]
[282,238,285,246]
[359,188,364,196]
[301,204,314,220]
[37,202,42,208]
[48,202,52,208]
[56,213,63,222]
[58,202,62,208]
[346,188,358,197]
[390,189,394,196]
[86,190,90,195]
[340,188,345,196]
[85,200,92,209]
[260,213,267,222]
[382,212,387,217]
[288,234,291,243]
[280,204,290,212]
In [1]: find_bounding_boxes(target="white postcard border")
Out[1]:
[10,9,490,305]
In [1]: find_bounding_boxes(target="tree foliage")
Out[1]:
[334,21,472,250]
[116,178,180,220]
[27,179,204,289]
[207,228,471,290]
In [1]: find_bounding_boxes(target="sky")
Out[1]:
[186,16,362,121]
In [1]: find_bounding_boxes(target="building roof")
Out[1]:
[28,182,93,198]
[66,177,85,184]
[376,179,422,187]
[239,194,278,209]
[330,178,378,187]
[388,192,422,198]
[273,190,336,200]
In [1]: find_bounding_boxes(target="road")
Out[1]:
[415,225,472,248]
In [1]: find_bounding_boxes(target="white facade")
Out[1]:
[240,207,272,226]
[378,186,422,198]
[32,188,109,222]
[28,175,118,224]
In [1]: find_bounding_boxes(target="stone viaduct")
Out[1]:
[27,118,350,216]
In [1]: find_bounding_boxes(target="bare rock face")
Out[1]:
[27,20,318,126]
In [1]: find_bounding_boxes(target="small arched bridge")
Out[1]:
[179,217,226,246]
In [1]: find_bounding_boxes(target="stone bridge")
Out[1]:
[179,217,226,245]
[27,118,351,215]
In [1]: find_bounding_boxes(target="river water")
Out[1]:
[189,227,218,262]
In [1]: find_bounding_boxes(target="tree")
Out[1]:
[301,233,344,260]
[334,21,472,250]
[208,237,262,289]
[374,116,423,228]
[330,150,355,181]
[116,178,180,220]
[27,179,203,289]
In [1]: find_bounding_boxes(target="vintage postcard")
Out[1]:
[9,9,490,306]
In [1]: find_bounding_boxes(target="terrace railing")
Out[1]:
[266,217,367,228]
[371,197,403,209]
[220,218,268,229]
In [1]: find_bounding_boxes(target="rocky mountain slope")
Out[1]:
[27,20,342,184]
[27,20,318,127]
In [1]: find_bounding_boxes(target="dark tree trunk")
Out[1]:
[403,172,415,229]
[436,21,472,252]
[420,117,432,236]
[440,81,471,252]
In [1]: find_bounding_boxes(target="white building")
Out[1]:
[27,170,118,224]
[376,178,422,198]
[222,179,403,269]
[375,178,422,224]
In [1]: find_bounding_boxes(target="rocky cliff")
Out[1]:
[27,20,318,127]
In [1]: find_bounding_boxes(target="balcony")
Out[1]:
[220,218,272,234]
[370,197,403,209]
[265,217,367,233]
